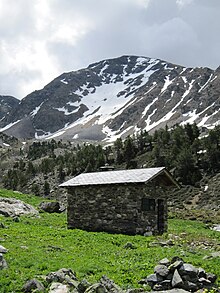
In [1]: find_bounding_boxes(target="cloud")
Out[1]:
[0,0,219,99]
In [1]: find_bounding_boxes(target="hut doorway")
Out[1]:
[157,199,165,234]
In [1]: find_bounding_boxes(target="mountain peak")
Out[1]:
[0,55,219,141]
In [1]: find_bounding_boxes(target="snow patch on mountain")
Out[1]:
[54,106,79,115]
[142,97,158,118]
[161,76,173,93]
[31,102,44,117]
[60,78,68,85]
[0,120,21,132]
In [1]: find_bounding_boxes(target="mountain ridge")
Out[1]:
[0,55,219,141]
[0,95,19,121]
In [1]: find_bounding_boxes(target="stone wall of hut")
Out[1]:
[67,181,169,235]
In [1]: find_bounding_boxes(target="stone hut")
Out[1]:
[60,167,179,235]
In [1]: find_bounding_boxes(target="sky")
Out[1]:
[0,0,220,99]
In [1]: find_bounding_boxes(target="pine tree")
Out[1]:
[124,136,136,165]
[44,181,50,196]
[114,138,124,164]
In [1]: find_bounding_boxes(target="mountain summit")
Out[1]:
[0,55,219,141]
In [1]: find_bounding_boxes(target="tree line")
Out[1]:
[2,124,220,195]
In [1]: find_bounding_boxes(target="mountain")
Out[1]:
[0,55,219,142]
[0,95,19,121]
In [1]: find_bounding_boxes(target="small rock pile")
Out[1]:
[23,269,124,293]
[140,256,218,292]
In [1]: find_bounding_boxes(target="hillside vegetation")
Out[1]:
[0,124,219,213]
[0,189,220,292]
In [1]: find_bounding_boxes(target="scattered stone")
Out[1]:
[20,245,29,250]
[212,224,220,232]
[123,242,136,249]
[203,251,220,259]
[0,253,8,270]
[22,278,45,292]
[47,245,65,252]
[39,201,62,213]
[0,222,6,228]
[151,239,174,247]
[0,245,8,253]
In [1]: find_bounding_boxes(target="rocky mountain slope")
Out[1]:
[0,95,19,121]
[0,55,219,141]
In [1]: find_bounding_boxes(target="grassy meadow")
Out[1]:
[0,189,220,292]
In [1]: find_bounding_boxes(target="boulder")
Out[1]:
[153,280,171,291]
[78,279,92,293]
[49,282,71,293]
[206,273,217,283]
[39,201,62,213]
[85,283,108,293]
[159,258,170,266]
[198,267,206,278]
[0,197,39,217]
[146,273,163,288]
[169,261,183,272]
[22,278,45,292]
[154,264,169,277]
[172,269,184,288]
[184,281,199,292]
[179,263,198,279]
[46,268,78,287]
[100,275,123,293]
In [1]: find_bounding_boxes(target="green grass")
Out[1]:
[0,189,220,292]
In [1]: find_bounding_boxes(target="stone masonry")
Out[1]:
[67,180,170,235]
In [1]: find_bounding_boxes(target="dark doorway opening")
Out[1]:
[157,199,164,234]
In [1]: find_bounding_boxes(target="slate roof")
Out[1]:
[60,167,171,187]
